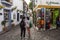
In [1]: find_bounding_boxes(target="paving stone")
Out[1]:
[0,25,60,40]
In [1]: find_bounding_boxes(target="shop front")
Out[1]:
[34,0,60,30]
[3,9,11,29]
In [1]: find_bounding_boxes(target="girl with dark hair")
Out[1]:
[20,17,26,39]
[26,17,30,37]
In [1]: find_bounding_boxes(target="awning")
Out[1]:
[38,5,60,8]
[33,5,60,11]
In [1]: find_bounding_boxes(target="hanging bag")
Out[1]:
[29,21,33,28]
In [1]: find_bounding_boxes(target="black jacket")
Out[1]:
[20,20,25,28]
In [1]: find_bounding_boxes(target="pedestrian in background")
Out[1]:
[56,16,60,29]
[25,16,33,38]
[20,17,26,39]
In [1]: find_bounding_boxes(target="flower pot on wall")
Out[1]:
[11,20,15,28]
[3,27,8,32]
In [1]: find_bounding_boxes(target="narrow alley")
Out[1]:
[0,25,60,40]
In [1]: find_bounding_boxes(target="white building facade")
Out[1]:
[0,0,12,32]
[0,0,23,32]
[33,0,60,30]
[11,0,23,26]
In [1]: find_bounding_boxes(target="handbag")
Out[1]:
[29,21,33,28]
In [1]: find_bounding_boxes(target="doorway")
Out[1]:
[4,9,11,29]
[36,8,59,30]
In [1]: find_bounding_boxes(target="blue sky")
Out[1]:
[25,0,30,4]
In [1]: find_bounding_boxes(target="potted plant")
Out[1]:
[1,20,8,32]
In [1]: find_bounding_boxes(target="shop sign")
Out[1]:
[46,1,60,5]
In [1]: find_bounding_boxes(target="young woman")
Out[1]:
[26,17,31,38]
[20,17,26,39]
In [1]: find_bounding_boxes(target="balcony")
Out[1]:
[1,0,12,6]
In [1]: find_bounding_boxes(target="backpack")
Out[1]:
[20,20,25,28]
[29,21,33,28]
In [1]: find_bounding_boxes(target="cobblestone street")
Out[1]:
[0,25,35,40]
[34,28,60,40]
[0,0,60,40]
[0,25,60,40]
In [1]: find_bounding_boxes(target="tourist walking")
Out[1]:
[20,17,26,39]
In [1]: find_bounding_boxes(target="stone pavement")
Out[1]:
[34,28,60,40]
[0,25,35,40]
[0,24,60,40]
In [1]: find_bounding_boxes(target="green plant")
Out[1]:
[1,20,8,31]
[1,21,6,27]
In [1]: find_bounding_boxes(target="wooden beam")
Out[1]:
[38,5,60,8]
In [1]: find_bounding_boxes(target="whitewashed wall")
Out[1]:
[0,9,4,32]
[12,0,23,10]
[11,0,23,25]
[35,0,41,5]
[11,10,23,25]
[11,10,17,25]
[0,0,1,4]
